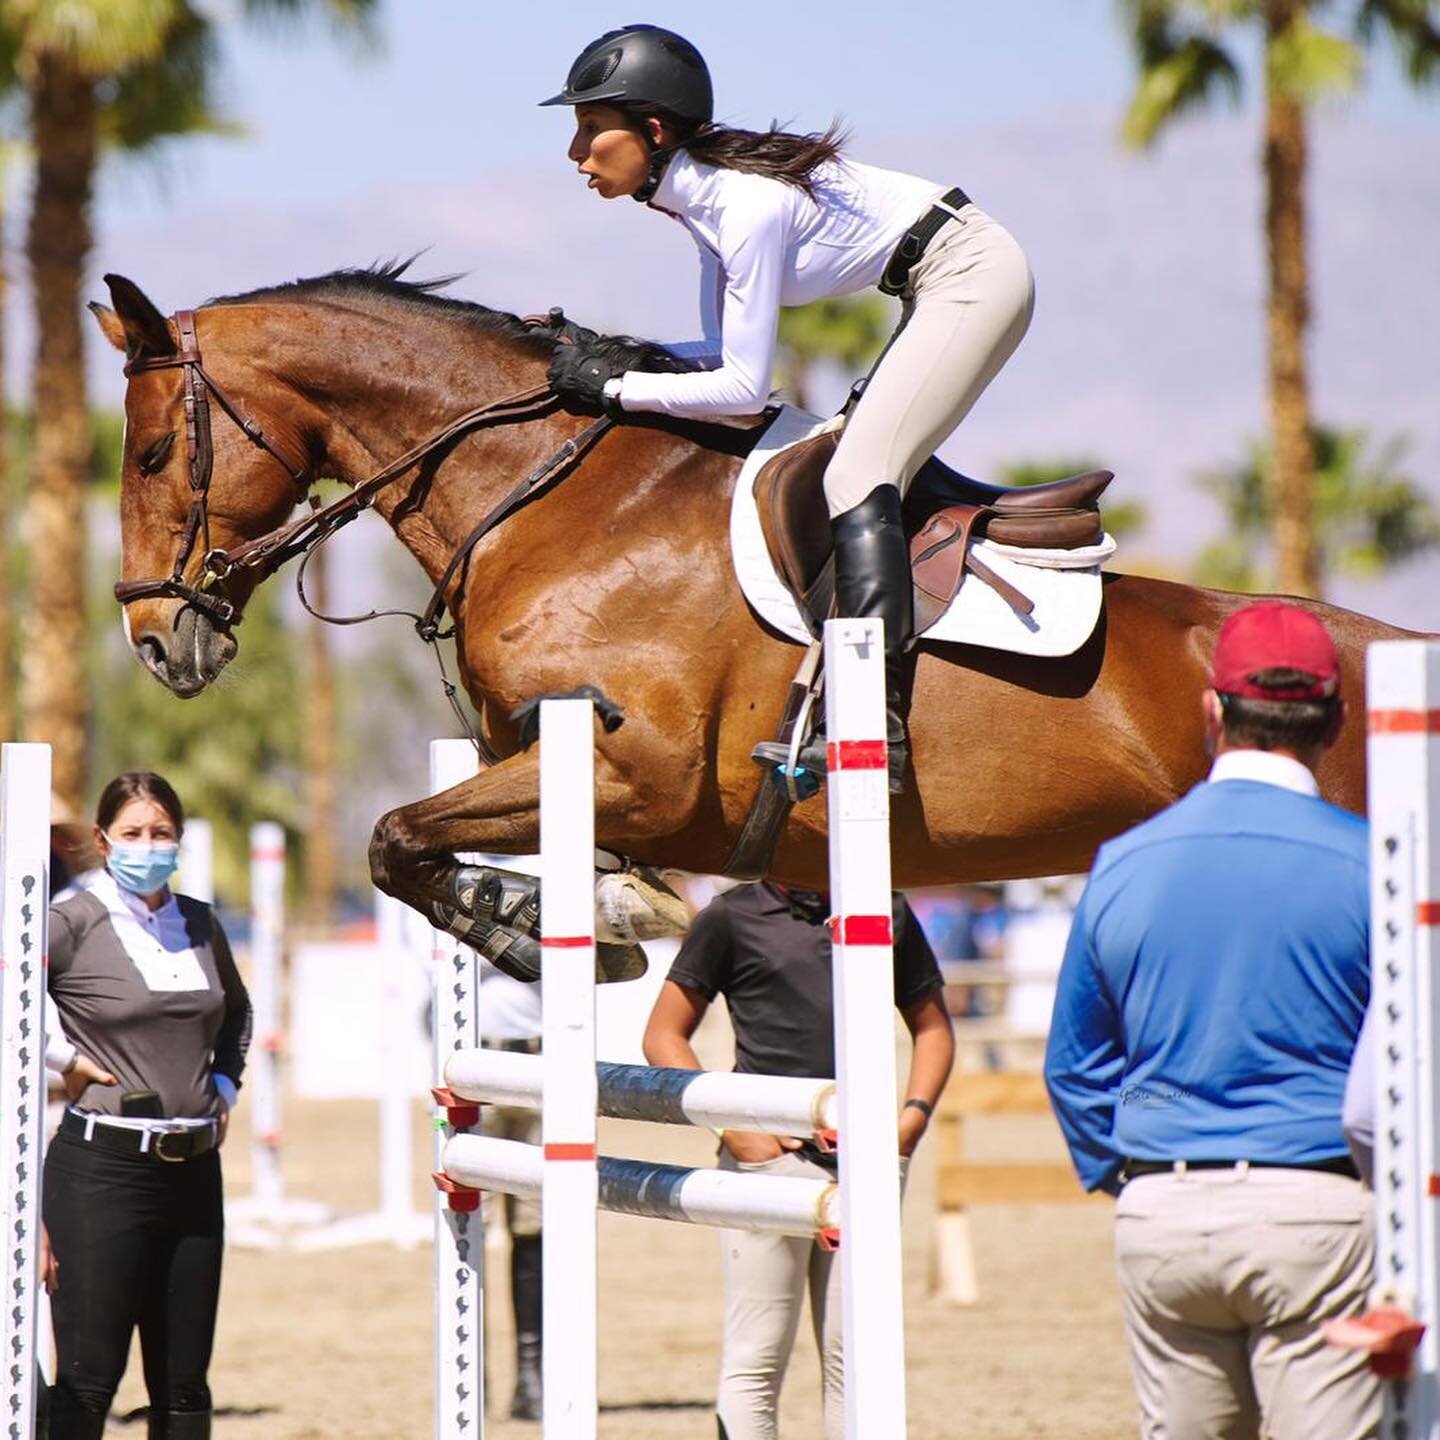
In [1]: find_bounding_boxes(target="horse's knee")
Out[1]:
[368,807,412,896]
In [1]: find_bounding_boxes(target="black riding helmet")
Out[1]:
[539,24,713,127]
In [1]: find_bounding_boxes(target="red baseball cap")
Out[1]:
[1210,601,1341,701]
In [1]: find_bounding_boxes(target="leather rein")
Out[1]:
[116,308,612,639]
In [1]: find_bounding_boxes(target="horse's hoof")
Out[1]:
[595,866,690,944]
[431,905,541,983]
[596,942,648,984]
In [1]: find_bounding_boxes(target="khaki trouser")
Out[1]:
[480,1103,542,1238]
[823,204,1035,517]
[1114,1166,1381,1440]
[714,1148,910,1439]
[715,1147,844,1440]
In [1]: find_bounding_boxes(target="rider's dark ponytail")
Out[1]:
[648,113,849,196]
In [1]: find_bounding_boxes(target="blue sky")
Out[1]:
[60,3,1440,627]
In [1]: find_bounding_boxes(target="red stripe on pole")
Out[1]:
[544,1143,597,1161]
[250,848,285,862]
[1369,710,1440,735]
[1429,1174,1440,1198]
[541,935,593,948]
[826,739,888,771]
[827,914,893,946]
[1418,903,1440,927]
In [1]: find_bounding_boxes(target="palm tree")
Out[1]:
[13,0,377,811]
[1118,0,1440,599]
[1192,424,1439,591]
[775,295,894,412]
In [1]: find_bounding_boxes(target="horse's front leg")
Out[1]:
[368,749,687,984]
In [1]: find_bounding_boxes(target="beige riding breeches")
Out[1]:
[823,204,1035,517]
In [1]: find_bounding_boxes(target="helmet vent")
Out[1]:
[572,50,621,93]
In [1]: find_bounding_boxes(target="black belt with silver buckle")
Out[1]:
[1120,1155,1360,1185]
[879,186,972,296]
[59,1109,218,1164]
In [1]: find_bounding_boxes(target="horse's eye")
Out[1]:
[138,433,176,475]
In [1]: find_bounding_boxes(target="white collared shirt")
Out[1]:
[620,151,944,417]
[87,869,210,992]
[1207,748,1320,798]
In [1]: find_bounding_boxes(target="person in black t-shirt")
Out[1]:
[643,881,954,1440]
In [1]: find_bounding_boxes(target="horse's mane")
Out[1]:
[205,257,691,374]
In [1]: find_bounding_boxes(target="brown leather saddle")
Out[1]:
[752,428,1114,635]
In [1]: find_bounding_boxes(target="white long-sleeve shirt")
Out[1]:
[619,151,944,418]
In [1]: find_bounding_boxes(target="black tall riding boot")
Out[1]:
[47,1390,108,1440]
[800,484,913,793]
[148,1411,211,1440]
[510,1234,543,1422]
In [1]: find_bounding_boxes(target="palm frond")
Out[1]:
[238,0,381,52]
[1267,13,1363,99]
[98,5,241,151]
[13,0,185,75]
[1118,4,1243,147]
[1356,0,1440,86]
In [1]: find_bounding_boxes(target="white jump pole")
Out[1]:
[177,817,214,905]
[444,1048,837,1138]
[540,697,599,1440]
[295,889,431,1252]
[0,743,50,1440]
[444,1134,838,1237]
[430,738,486,1440]
[1367,641,1440,1437]
[823,616,908,1438]
[227,824,329,1246]
[250,820,286,1211]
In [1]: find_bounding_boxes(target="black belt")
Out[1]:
[59,1109,219,1164]
[1120,1155,1360,1185]
[879,186,972,296]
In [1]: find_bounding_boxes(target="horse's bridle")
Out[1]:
[114,307,596,630]
[117,310,310,625]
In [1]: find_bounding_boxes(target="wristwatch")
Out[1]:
[602,377,624,406]
[903,1097,933,1119]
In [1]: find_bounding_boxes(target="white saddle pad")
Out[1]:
[728,406,1114,658]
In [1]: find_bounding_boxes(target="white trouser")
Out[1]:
[715,1147,844,1440]
[824,204,1035,517]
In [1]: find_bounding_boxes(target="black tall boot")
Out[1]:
[800,484,913,793]
[510,1234,543,1422]
[46,1390,108,1440]
[148,1411,211,1440]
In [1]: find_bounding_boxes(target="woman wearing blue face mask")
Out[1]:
[42,772,251,1440]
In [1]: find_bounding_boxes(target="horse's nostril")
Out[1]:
[135,634,167,676]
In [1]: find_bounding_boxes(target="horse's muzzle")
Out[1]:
[129,601,237,697]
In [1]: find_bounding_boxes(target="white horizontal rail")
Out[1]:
[443,1135,837,1238]
[444,1048,837,1137]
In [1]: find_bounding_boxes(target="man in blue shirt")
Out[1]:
[1045,601,1378,1440]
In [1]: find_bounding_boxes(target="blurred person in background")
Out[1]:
[542,23,1033,793]
[44,772,251,1440]
[474,851,547,1423]
[644,881,953,1439]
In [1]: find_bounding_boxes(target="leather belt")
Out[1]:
[879,186,973,296]
[59,1109,219,1164]
[1120,1155,1360,1185]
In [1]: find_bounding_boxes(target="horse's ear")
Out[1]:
[94,274,174,362]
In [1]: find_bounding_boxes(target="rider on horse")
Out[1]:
[541,24,1035,791]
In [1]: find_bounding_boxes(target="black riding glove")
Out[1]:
[548,343,624,416]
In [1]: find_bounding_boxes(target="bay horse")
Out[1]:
[92,265,1413,963]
